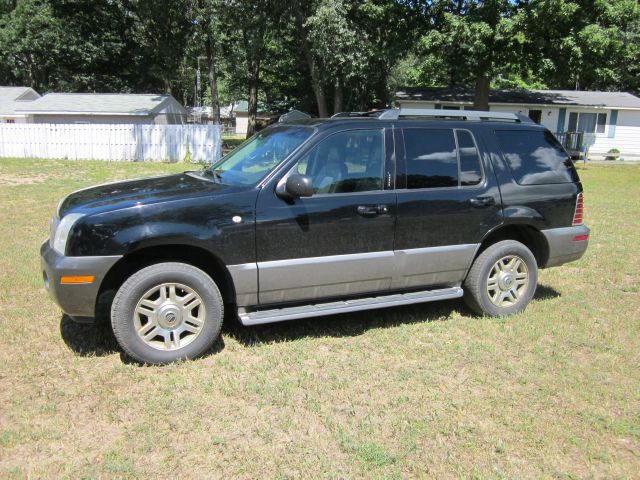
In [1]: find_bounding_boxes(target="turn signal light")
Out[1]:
[60,275,95,284]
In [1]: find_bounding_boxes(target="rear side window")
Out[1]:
[402,128,483,189]
[457,130,482,186]
[495,130,579,185]
[403,129,458,188]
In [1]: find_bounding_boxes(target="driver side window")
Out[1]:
[296,129,384,194]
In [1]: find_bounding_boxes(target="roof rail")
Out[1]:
[378,108,534,123]
[331,111,385,118]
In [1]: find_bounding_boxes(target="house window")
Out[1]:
[5,119,15,124]
[567,112,607,134]
[528,110,542,124]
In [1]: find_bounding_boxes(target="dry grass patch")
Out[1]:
[0,158,638,478]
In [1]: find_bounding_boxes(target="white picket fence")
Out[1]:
[0,123,222,163]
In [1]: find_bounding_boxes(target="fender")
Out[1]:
[66,191,258,266]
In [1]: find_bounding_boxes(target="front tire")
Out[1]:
[463,240,538,316]
[111,262,223,364]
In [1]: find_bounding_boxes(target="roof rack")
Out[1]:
[331,111,385,118]
[378,108,533,123]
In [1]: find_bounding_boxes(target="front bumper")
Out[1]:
[40,240,122,318]
[541,225,590,268]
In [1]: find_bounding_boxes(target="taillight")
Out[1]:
[572,192,584,225]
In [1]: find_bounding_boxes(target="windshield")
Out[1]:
[208,125,313,186]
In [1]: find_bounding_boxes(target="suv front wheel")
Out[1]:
[463,240,538,316]
[111,262,223,364]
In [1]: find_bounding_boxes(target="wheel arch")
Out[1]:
[472,223,550,271]
[95,244,236,322]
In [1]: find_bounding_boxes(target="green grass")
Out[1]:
[0,158,639,478]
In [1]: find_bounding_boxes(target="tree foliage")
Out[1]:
[0,0,638,126]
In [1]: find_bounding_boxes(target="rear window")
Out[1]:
[495,130,579,185]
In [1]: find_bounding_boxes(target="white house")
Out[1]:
[14,93,188,125]
[396,88,640,160]
[0,86,41,123]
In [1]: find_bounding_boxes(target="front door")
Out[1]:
[255,127,396,305]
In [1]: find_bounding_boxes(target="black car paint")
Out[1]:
[55,118,582,312]
[67,184,258,266]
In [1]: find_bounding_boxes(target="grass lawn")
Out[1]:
[0,158,638,478]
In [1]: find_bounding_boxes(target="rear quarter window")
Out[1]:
[495,130,579,185]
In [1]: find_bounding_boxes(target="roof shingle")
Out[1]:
[14,93,183,115]
[396,87,640,109]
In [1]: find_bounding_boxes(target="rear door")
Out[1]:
[254,127,397,305]
[393,126,503,289]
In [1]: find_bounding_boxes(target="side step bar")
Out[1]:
[237,287,463,326]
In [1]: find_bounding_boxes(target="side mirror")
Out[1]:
[278,173,314,198]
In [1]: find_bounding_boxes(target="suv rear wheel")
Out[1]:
[111,262,223,364]
[464,240,538,316]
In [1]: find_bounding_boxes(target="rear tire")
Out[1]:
[111,262,223,364]
[463,240,537,316]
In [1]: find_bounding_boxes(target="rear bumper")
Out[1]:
[40,240,121,318]
[541,225,590,268]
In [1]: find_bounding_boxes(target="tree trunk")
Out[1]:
[333,79,343,115]
[247,62,259,138]
[301,41,328,117]
[472,75,490,111]
[295,7,328,117]
[205,33,221,125]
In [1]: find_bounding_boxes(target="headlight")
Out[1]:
[52,213,84,255]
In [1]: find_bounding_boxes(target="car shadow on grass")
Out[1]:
[224,284,561,347]
[60,315,226,364]
[60,284,560,360]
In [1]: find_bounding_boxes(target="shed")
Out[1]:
[15,93,188,125]
[0,86,41,123]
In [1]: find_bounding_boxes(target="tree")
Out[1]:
[413,0,520,110]
[193,0,225,123]
[522,0,640,93]
[225,0,287,136]
[127,0,193,94]
[293,0,363,116]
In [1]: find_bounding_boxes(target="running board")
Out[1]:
[237,287,463,326]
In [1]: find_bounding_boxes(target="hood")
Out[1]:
[58,172,237,217]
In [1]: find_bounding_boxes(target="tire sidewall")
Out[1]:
[111,263,223,364]
[471,241,538,317]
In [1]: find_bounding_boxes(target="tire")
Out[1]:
[111,262,223,364]
[463,240,538,317]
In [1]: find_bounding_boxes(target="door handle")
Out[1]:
[357,204,389,217]
[469,196,496,208]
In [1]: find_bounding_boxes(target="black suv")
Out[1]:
[41,108,589,364]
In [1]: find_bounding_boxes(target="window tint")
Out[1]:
[403,129,458,188]
[296,129,384,194]
[456,130,482,186]
[495,130,579,185]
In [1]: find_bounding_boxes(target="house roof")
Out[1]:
[188,105,234,118]
[15,93,187,116]
[396,87,640,109]
[0,86,40,116]
[234,100,249,113]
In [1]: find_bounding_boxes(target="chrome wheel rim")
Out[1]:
[134,283,206,351]
[486,255,529,307]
